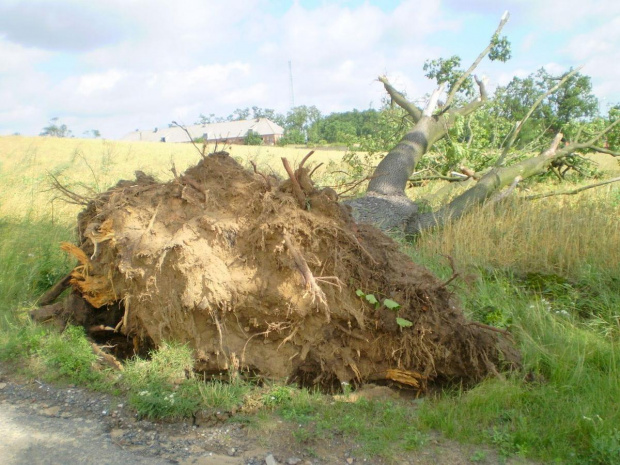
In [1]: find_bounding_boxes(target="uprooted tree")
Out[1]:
[347,12,619,234]
[32,12,617,391]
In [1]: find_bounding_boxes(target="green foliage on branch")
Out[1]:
[424,55,475,97]
[488,34,512,62]
[494,68,599,145]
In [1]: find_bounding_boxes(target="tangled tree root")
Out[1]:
[34,152,519,391]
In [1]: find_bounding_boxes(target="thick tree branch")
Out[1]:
[444,11,510,108]
[488,176,522,204]
[377,75,423,122]
[553,118,620,159]
[406,133,565,234]
[366,117,446,196]
[450,76,489,121]
[409,174,469,183]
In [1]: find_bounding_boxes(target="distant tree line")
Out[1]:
[197,66,617,159]
[39,117,101,139]
[196,105,381,147]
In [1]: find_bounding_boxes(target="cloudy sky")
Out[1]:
[1,0,618,139]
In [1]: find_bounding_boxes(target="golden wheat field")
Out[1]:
[0,135,346,222]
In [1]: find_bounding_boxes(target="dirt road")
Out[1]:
[0,400,173,465]
[0,365,535,465]
[0,376,268,465]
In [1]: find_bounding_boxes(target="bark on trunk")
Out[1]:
[344,119,444,229]
[367,118,441,196]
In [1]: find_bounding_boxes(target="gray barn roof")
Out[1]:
[121,118,284,143]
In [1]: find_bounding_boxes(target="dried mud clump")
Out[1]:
[39,152,519,390]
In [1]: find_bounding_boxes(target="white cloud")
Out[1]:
[530,0,620,31]
[542,62,568,76]
[564,16,620,104]
[0,38,51,71]
[0,1,128,51]
[520,33,536,53]
[76,70,124,96]
[1,0,619,139]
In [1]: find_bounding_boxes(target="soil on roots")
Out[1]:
[48,152,519,390]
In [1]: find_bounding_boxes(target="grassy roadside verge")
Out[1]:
[1,140,619,462]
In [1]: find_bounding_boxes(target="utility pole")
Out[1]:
[288,60,295,109]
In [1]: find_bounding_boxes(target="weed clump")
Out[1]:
[122,342,250,420]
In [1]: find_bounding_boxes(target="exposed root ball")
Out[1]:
[56,152,518,389]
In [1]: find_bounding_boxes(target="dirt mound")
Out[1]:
[41,152,519,389]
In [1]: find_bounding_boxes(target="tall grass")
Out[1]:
[405,187,620,463]
[415,186,620,278]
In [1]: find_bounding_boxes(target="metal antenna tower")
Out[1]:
[288,60,295,109]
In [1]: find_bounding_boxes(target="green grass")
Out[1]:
[122,342,251,420]
[0,218,74,328]
[266,385,427,458]
[409,261,620,464]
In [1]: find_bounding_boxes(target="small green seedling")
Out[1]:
[356,290,413,328]
[356,289,379,307]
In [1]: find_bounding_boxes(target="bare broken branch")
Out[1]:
[591,146,620,157]
[525,176,620,200]
[377,75,423,122]
[282,157,307,208]
[448,75,490,120]
[336,175,375,197]
[423,83,447,117]
[171,121,206,159]
[444,11,510,108]
[488,175,522,204]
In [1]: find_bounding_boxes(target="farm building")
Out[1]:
[121,118,284,145]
